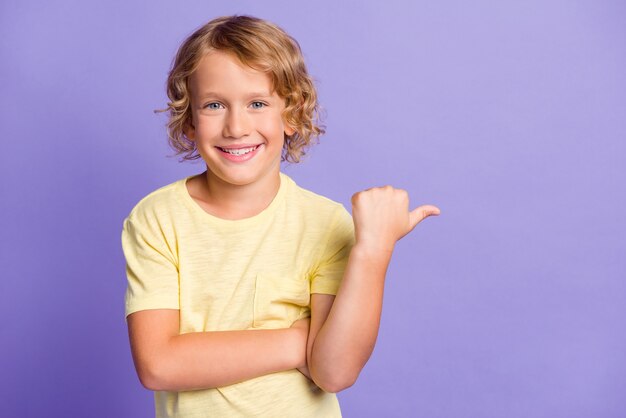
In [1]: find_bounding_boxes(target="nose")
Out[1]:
[223,108,251,139]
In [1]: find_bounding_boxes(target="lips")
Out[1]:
[215,144,263,162]
[216,145,261,156]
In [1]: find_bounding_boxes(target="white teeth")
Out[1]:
[220,146,257,155]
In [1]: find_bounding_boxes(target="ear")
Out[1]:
[183,120,196,141]
[284,124,296,137]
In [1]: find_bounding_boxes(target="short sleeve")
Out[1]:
[121,215,179,322]
[310,205,355,295]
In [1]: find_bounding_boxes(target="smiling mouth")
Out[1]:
[216,145,261,156]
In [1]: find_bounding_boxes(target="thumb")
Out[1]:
[408,205,441,231]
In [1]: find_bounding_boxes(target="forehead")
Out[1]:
[189,50,275,98]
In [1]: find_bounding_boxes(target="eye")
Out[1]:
[204,102,224,110]
[250,101,267,109]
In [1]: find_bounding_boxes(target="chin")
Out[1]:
[210,168,267,187]
[202,153,281,187]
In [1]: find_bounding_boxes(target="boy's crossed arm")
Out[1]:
[127,310,310,392]
[305,186,440,393]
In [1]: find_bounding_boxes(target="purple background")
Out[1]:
[1,1,625,417]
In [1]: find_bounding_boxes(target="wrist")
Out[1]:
[351,241,395,260]
[289,327,308,369]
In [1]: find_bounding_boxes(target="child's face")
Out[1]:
[185,50,295,188]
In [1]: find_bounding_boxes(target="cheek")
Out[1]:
[194,116,221,134]
[257,114,287,136]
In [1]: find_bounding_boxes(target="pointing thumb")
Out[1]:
[408,205,441,231]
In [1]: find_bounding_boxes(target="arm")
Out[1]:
[127,309,309,392]
[307,186,440,393]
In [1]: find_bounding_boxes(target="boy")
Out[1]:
[122,15,440,418]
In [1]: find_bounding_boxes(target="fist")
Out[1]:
[351,186,440,252]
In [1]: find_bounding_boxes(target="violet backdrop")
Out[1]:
[1,0,624,417]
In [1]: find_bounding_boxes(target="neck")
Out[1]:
[199,168,281,220]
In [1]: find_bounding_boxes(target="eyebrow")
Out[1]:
[198,91,273,100]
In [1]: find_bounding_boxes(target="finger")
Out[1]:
[408,205,441,231]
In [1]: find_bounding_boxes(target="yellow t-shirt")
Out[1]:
[121,172,355,418]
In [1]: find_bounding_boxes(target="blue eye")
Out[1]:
[205,102,223,110]
[250,101,266,109]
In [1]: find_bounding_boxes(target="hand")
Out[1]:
[289,317,310,374]
[351,186,440,252]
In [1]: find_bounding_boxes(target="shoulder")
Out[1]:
[125,176,190,225]
[282,173,351,222]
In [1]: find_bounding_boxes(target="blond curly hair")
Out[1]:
[161,15,325,163]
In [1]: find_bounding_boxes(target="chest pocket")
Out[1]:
[253,273,310,329]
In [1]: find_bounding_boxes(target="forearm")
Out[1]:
[148,328,303,392]
[309,243,391,392]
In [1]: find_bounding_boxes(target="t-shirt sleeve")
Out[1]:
[121,215,179,322]
[310,205,356,295]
